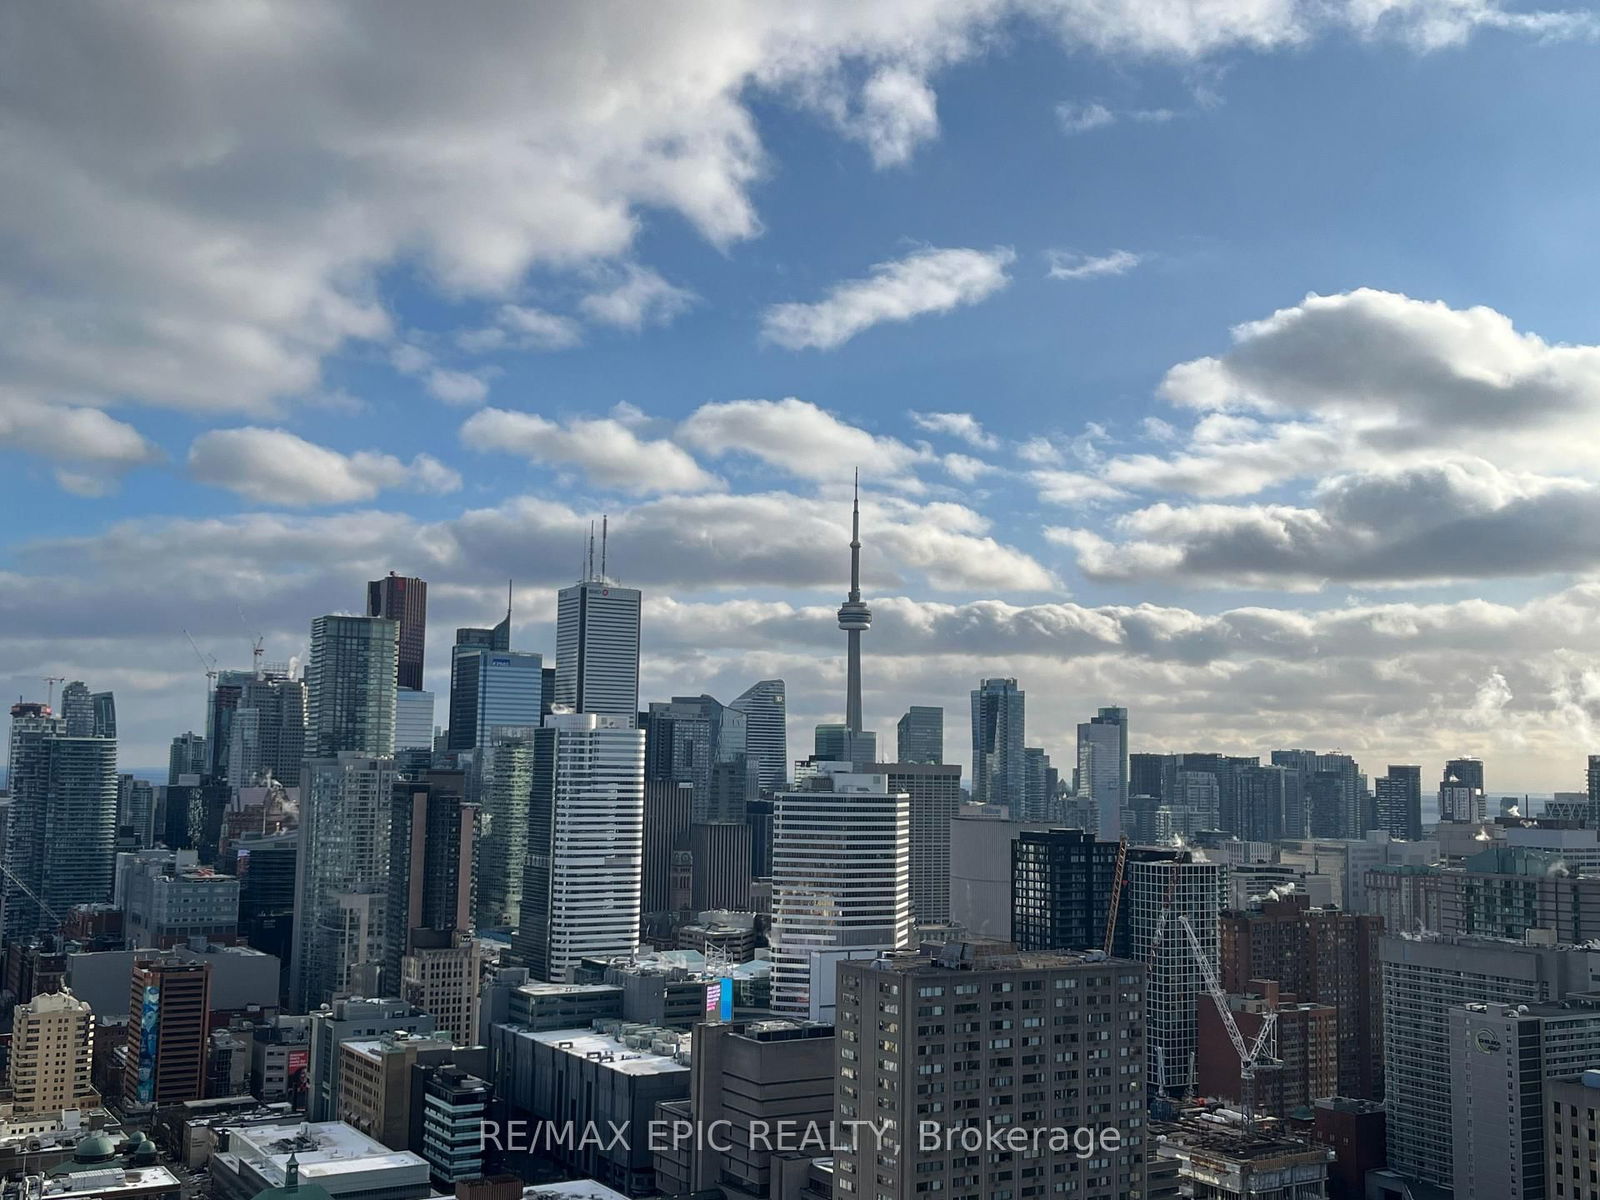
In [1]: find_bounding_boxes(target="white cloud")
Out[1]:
[1055,101,1116,133]
[458,305,584,353]
[1033,470,1127,506]
[425,368,491,407]
[942,453,996,483]
[910,410,999,450]
[0,395,160,468]
[680,397,931,486]
[578,265,697,330]
[187,427,461,506]
[762,246,1014,350]
[1045,249,1144,280]
[460,407,721,494]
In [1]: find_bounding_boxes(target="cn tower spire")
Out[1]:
[837,471,872,734]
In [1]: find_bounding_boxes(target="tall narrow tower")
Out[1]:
[837,475,871,734]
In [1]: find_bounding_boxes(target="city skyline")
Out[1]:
[8,8,1600,789]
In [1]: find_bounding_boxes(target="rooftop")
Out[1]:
[528,1028,690,1076]
[521,1183,630,1200]
[216,1120,427,1185]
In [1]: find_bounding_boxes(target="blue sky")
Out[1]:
[6,2,1600,789]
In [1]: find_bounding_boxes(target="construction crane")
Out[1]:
[1102,834,1130,954]
[1174,912,1279,1130]
[37,676,65,708]
[0,860,65,929]
[182,629,218,685]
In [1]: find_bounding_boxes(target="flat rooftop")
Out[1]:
[529,1029,689,1077]
[217,1119,428,1184]
[523,1182,630,1200]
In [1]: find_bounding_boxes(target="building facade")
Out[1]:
[894,705,943,765]
[1077,706,1129,839]
[366,573,429,693]
[555,579,643,725]
[307,615,398,757]
[1130,857,1226,1096]
[729,679,788,792]
[7,990,100,1115]
[970,677,1025,814]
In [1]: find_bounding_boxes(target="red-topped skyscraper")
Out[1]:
[367,572,428,692]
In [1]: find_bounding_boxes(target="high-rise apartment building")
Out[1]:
[290,753,397,1010]
[1220,892,1383,1100]
[168,731,207,784]
[971,677,1025,813]
[1451,1000,1600,1200]
[366,573,429,693]
[207,669,256,779]
[1077,706,1129,839]
[394,688,435,751]
[125,957,212,1107]
[1131,857,1226,1096]
[117,773,156,847]
[894,705,943,764]
[1012,829,1180,957]
[1547,1073,1600,1200]
[3,701,118,937]
[833,941,1149,1200]
[512,712,645,982]
[1022,745,1054,824]
[7,990,100,1115]
[729,679,788,791]
[873,761,962,925]
[1441,757,1487,824]
[402,929,483,1046]
[643,694,752,823]
[447,647,543,751]
[472,724,537,931]
[555,580,642,725]
[307,615,398,757]
[769,763,910,1019]
[90,691,116,739]
[59,681,92,736]
[1373,764,1423,842]
[1381,933,1600,1190]
[1273,749,1368,839]
[226,671,309,787]
[385,770,476,990]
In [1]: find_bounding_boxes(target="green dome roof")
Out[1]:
[49,1131,119,1175]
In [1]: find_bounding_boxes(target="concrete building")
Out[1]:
[894,705,943,765]
[1547,1071,1600,1200]
[651,1019,835,1199]
[948,812,1047,938]
[511,712,644,983]
[207,1117,430,1200]
[1278,831,1436,911]
[1450,1000,1600,1200]
[479,973,624,1040]
[1131,857,1227,1096]
[1155,1122,1332,1200]
[873,761,961,925]
[1012,829,1180,957]
[290,754,396,1011]
[689,820,753,912]
[248,1015,310,1105]
[304,998,436,1123]
[1375,765,1423,842]
[415,1063,490,1186]
[1381,934,1600,1190]
[769,763,910,1019]
[492,1025,690,1197]
[970,678,1025,814]
[306,615,397,758]
[120,855,240,949]
[335,1032,456,1150]
[384,771,475,991]
[1220,893,1384,1100]
[65,943,279,1027]
[7,991,100,1115]
[124,958,211,1108]
[226,673,309,789]
[400,930,481,1044]
[833,940,1149,1200]
[366,573,428,694]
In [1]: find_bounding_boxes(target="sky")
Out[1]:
[5,1,1600,791]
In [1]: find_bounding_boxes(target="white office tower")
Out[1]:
[1076,706,1128,839]
[555,578,642,726]
[307,615,398,756]
[291,753,397,1010]
[512,712,644,982]
[769,763,911,1020]
[730,679,788,791]
[1130,857,1226,1096]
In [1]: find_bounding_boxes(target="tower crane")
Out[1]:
[182,629,218,685]
[37,676,65,708]
[1102,834,1130,954]
[0,861,65,929]
[1173,912,1279,1130]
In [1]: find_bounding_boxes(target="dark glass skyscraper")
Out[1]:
[367,572,429,692]
[894,705,943,764]
[1376,764,1423,841]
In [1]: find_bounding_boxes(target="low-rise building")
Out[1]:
[208,1119,431,1200]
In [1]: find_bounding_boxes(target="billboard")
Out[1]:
[136,984,161,1104]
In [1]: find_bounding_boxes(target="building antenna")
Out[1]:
[506,578,513,622]
[600,514,608,581]
[587,521,596,581]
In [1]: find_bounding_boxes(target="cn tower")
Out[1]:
[837,473,871,733]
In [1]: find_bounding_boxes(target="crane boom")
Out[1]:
[1102,834,1129,954]
[1176,912,1278,1128]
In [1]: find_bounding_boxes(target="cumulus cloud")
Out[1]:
[1045,248,1144,280]
[0,395,161,495]
[458,305,585,353]
[460,407,720,494]
[680,397,931,487]
[910,411,999,450]
[578,265,697,330]
[187,427,461,506]
[761,246,1014,350]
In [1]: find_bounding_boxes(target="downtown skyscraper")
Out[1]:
[971,677,1025,813]
[307,614,398,757]
[1077,705,1129,838]
[729,678,788,791]
[555,578,642,725]
[366,572,428,692]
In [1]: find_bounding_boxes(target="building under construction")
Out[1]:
[1154,1118,1332,1199]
